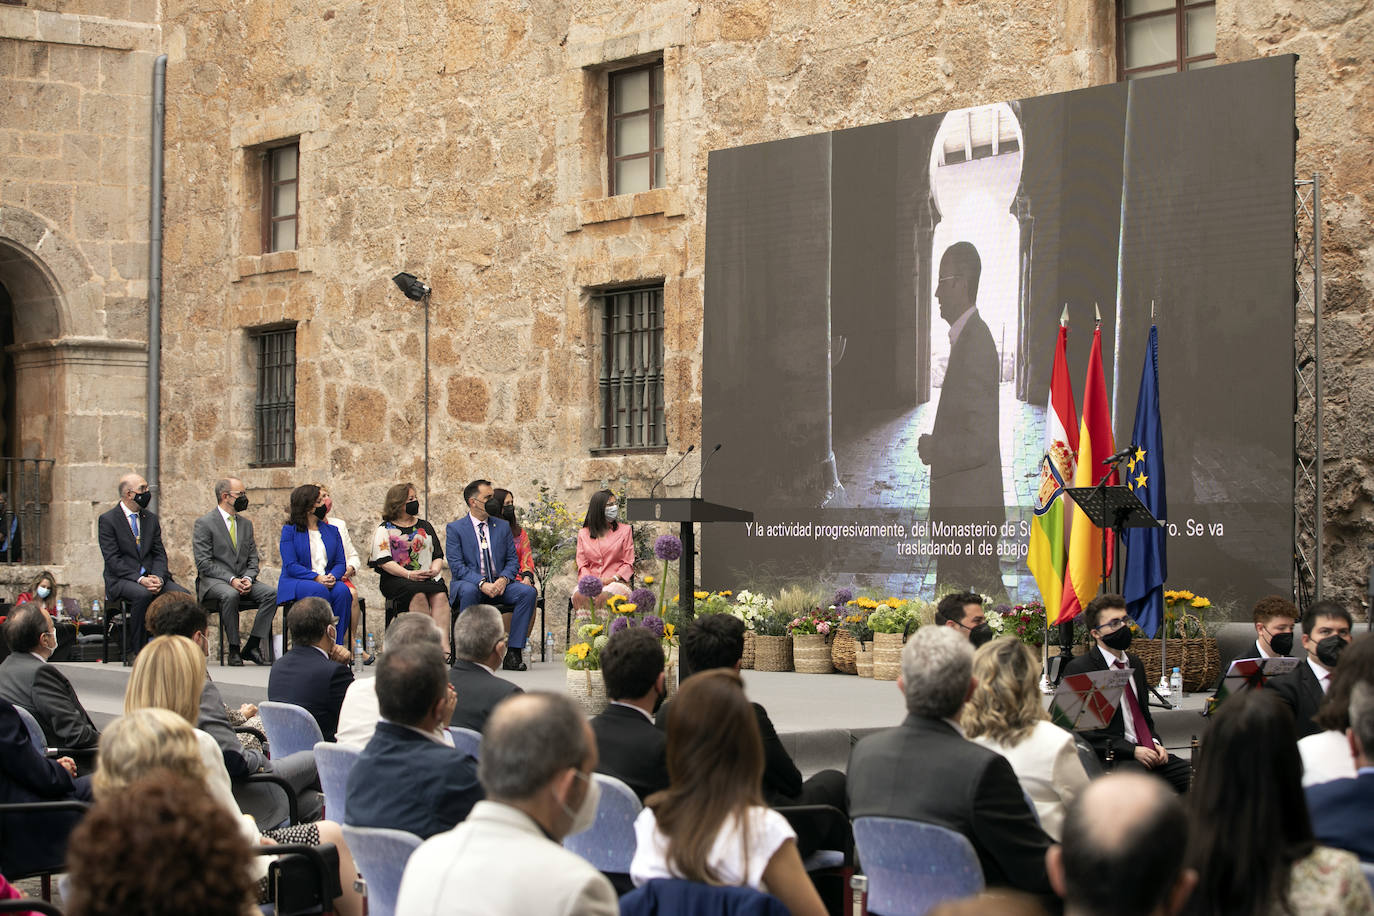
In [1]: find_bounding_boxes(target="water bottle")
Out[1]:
[545,630,555,661]
[354,638,364,672]
[91,598,102,622]
[366,632,375,656]
[1170,666,1183,698]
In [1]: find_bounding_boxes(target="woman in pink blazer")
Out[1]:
[573,489,635,611]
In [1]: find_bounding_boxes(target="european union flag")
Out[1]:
[1123,325,1166,637]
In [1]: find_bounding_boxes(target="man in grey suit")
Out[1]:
[0,603,100,752]
[193,477,277,666]
[448,604,522,733]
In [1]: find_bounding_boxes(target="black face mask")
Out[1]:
[1268,631,1294,657]
[1101,626,1133,652]
[313,504,328,521]
[233,494,249,513]
[484,497,504,519]
[1315,634,1348,668]
[968,623,994,648]
[132,490,152,509]
[652,685,667,715]
[501,505,517,524]
[405,499,420,517]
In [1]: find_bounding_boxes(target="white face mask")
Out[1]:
[561,770,600,837]
[604,504,619,522]
[35,585,51,599]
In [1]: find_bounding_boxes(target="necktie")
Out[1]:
[479,522,495,582]
[130,513,145,575]
[1114,660,1155,748]
[228,515,237,549]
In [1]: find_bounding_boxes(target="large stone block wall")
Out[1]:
[145,1,1372,615]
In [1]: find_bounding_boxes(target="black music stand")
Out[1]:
[1064,484,1161,594]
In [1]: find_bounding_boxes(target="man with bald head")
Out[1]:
[1046,772,1196,916]
[98,472,188,652]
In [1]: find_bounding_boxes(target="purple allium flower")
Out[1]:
[629,587,657,613]
[832,587,855,608]
[642,614,665,638]
[654,534,683,562]
[609,616,630,635]
[577,575,604,598]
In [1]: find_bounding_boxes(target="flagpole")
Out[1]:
[1154,301,1171,699]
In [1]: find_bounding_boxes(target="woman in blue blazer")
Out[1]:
[278,484,352,643]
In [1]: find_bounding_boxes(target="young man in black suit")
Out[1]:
[591,626,668,802]
[267,597,354,741]
[1062,594,1190,793]
[1268,599,1352,738]
[448,603,522,733]
[847,625,1052,896]
[96,472,189,651]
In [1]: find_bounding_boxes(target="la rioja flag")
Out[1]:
[1030,313,1078,623]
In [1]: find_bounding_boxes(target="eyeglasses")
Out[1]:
[1094,616,1135,634]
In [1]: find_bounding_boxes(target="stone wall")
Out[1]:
[137,0,1371,621]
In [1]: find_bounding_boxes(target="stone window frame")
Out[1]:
[607,61,666,197]
[1117,0,1217,79]
[262,141,300,254]
[229,106,319,281]
[247,322,297,468]
[591,282,667,455]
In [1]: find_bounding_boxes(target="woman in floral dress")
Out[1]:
[369,482,450,656]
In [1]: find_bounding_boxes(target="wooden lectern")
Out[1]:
[623,498,754,621]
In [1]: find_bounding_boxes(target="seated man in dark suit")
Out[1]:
[347,641,483,838]
[658,614,848,856]
[1269,600,1352,739]
[267,597,354,742]
[146,591,322,826]
[0,697,92,878]
[0,603,100,752]
[592,627,668,802]
[1306,680,1374,861]
[848,626,1053,896]
[1062,594,1190,794]
[445,479,537,671]
[448,604,522,733]
[1210,594,1299,698]
[96,472,189,651]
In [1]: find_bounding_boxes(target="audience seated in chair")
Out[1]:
[848,626,1053,897]
[1181,688,1374,916]
[631,669,827,916]
[145,591,322,828]
[657,614,848,857]
[445,479,536,671]
[448,604,523,733]
[0,698,92,880]
[116,642,361,916]
[64,773,257,916]
[592,626,669,802]
[276,485,354,641]
[1270,600,1354,740]
[1045,772,1194,916]
[337,612,450,749]
[191,476,279,667]
[268,598,355,742]
[96,472,190,652]
[346,640,482,838]
[1299,633,1374,788]
[1307,680,1374,862]
[963,638,1089,841]
[0,603,100,752]
[396,692,617,916]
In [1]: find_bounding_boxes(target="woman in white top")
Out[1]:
[118,635,362,915]
[1299,635,1374,786]
[630,669,827,916]
[963,637,1089,841]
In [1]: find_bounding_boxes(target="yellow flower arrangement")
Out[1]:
[569,643,590,660]
[693,590,710,600]
[1190,597,1211,609]
[664,623,676,638]
[587,625,604,637]
[718,590,733,597]
[643,574,655,585]
[615,603,637,614]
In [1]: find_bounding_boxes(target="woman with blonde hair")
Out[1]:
[630,669,826,916]
[962,637,1089,840]
[15,569,59,612]
[122,636,362,915]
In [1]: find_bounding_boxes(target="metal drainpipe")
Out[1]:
[145,54,167,509]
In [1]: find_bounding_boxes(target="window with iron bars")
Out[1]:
[596,285,666,452]
[250,324,296,466]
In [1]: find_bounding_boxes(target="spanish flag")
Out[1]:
[1058,324,1117,624]
[1030,314,1078,622]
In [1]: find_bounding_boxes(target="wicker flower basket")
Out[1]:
[664,647,679,701]
[793,633,834,674]
[566,667,606,715]
[873,632,904,681]
[1133,637,1220,692]
[831,629,858,675]
[741,630,756,670]
[753,634,794,672]
[856,641,874,678]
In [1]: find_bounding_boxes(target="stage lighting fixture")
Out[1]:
[392,272,431,301]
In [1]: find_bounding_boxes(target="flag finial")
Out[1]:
[1151,299,1156,320]
[1060,304,1069,326]
[1094,302,1102,323]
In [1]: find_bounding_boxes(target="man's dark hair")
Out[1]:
[463,479,492,506]
[601,627,665,700]
[479,693,589,801]
[1304,599,1352,635]
[5,603,46,653]
[146,592,208,639]
[680,614,745,678]
[287,596,333,645]
[1060,774,1188,916]
[935,591,982,627]
[1085,593,1128,630]
[377,642,447,727]
[1252,594,1298,626]
[942,240,983,301]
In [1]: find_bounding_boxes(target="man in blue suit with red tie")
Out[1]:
[446,479,536,671]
